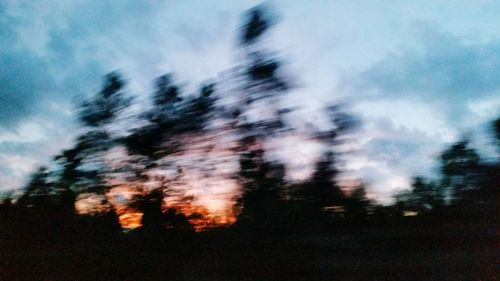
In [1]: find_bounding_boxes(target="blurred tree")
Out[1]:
[17,166,75,215]
[235,5,291,135]
[472,117,500,214]
[17,166,76,239]
[233,6,291,233]
[125,76,216,159]
[325,104,361,141]
[131,188,165,233]
[309,151,344,205]
[295,151,344,216]
[345,185,371,222]
[163,208,192,230]
[239,5,275,46]
[392,191,412,215]
[441,140,480,176]
[54,131,112,194]
[493,117,500,157]
[125,74,183,158]
[12,73,132,234]
[408,176,443,213]
[17,166,52,208]
[235,138,287,232]
[53,73,131,196]
[122,77,217,231]
[494,117,500,144]
[291,104,359,228]
[440,140,481,204]
[79,72,131,127]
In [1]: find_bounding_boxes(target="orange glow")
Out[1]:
[75,193,112,215]
[74,132,243,231]
[107,185,144,229]
[166,201,236,231]
[118,212,143,229]
[74,182,237,230]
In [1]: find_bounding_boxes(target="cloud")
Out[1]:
[0,0,247,130]
[0,50,57,129]
[340,115,446,202]
[345,24,500,128]
[0,0,260,190]
[339,24,500,201]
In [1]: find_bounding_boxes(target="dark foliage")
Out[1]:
[79,72,131,127]
[239,6,274,45]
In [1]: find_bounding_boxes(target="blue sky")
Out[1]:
[1,0,499,202]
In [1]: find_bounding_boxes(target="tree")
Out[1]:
[471,117,500,212]
[236,141,287,229]
[125,76,216,159]
[345,185,371,222]
[408,176,443,212]
[53,73,131,196]
[55,130,112,194]
[18,166,75,215]
[232,6,293,232]
[494,117,500,147]
[290,103,359,229]
[16,165,76,239]
[124,74,183,158]
[79,72,131,128]
[131,188,165,233]
[13,73,133,233]
[17,166,52,208]
[295,151,343,212]
[440,140,481,204]
[239,5,275,46]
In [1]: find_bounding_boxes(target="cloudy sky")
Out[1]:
[1,0,499,202]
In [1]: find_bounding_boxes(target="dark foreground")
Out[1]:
[0,221,497,281]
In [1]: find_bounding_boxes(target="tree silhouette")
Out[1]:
[125,76,216,159]
[122,75,218,230]
[235,139,287,232]
[471,117,500,214]
[345,185,371,223]
[493,117,500,152]
[231,6,294,233]
[408,176,443,213]
[289,104,359,229]
[52,73,132,197]
[15,73,132,234]
[440,140,481,204]
[308,151,344,206]
[79,72,131,127]
[54,130,112,193]
[16,165,76,240]
[291,150,347,230]
[239,5,275,46]
[131,188,165,233]
[17,166,52,208]
[18,165,75,216]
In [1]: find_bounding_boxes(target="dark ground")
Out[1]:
[0,220,497,281]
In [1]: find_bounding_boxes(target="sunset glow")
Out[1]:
[118,212,143,229]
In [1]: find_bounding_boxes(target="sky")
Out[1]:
[1,0,499,203]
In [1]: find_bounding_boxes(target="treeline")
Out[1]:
[0,6,498,241]
[391,127,499,222]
